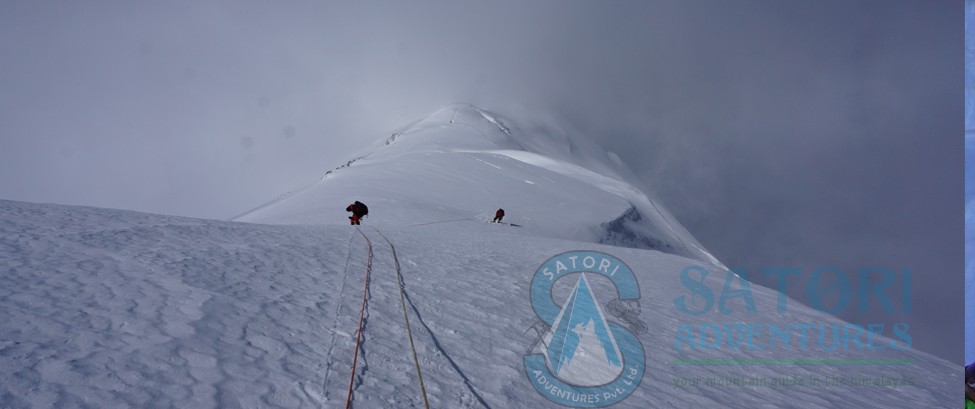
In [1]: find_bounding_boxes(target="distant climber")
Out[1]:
[493,208,505,223]
[346,201,368,225]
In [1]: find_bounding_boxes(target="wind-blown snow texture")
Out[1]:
[0,106,955,407]
[0,200,955,408]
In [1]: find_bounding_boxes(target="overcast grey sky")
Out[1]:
[0,1,963,362]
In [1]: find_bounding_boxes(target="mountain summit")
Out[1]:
[236,104,722,267]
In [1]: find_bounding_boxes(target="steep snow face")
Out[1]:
[236,104,722,267]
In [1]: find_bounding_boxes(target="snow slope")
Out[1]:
[0,105,957,407]
[234,104,722,268]
[0,199,956,408]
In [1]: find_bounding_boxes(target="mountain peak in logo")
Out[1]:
[543,273,623,386]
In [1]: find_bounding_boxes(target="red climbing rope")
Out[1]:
[345,226,373,409]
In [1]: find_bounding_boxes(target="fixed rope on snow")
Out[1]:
[343,226,430,409]
[373,227,431,409]
[320,232,358,404]
[345,227,373,409]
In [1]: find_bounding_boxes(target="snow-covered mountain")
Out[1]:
[235,104,723,268]
[0,105,956,408]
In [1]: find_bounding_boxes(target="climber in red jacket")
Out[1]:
[346,201,368,225]
[493,208,505,223]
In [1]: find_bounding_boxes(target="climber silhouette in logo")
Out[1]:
[524,251,646,407]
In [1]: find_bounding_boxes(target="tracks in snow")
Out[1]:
[319,232,359,404]
[329,227,428,409]
[321,226,491,409]
[344,227,374,409]
[372,229,431,409]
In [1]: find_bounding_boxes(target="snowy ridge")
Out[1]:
[236,104,722,267]
[0,199,955,408]
[0,106,949,409]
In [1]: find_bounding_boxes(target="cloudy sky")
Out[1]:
[0,1,963,362]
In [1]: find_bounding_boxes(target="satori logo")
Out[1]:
[524,251,646,407]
